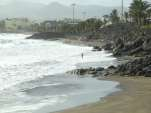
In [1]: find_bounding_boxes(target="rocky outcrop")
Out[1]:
[95,23,141,49]
[67,67,105,76]
[94,66,117,77]
[102,43,113,51]
[69,55,151,77]
[96,23,151,57]
[96,24,151,77]
[115,56,151,77]
[93,46,102,51]
[113,38,143,56]
[143,37,151,51]
[27,32,65,40]
[78,24,151,77]
[113,36,151,56]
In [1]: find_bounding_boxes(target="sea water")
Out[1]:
[0,33,119,113]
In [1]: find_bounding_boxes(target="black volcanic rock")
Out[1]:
[116,56,151,76]
[93,46,102,51]
[27,32,65,40]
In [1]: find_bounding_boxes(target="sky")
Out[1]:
[0,0,135,6]
[1,0,151,6]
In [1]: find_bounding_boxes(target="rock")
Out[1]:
[69,55,151,77]
[95,67,104,72]
[77,69,89,75]
[116,56,151,76]
[113,49,122,56]
[131,38,144,49]
[27,32,65,40]
[143,37,151,51]
[103,43,113,50]
[89,70,97,74]
[108,65,116,69]
[143,65,151,77]
[102,70,110,76]
[92,67,105,77]
[129,46,144,55]
[115,38,124,49]
[93,46,102,51]
[93,71,103,77]
[113,37,145,56]
[71,68,97,76]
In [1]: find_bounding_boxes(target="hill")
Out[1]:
[0,1,126,20]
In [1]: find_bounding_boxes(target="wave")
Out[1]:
[0,33,119,113]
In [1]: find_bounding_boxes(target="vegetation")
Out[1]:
[124,12,129,23]
[0,21,5,32]
[60,18,103,33]
[129,0,151,25]
[0,0,151,33]
[0,18,34,32]
[110,9,120,24]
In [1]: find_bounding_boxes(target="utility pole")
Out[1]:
[121,0,124,21]
[82,12,86,20]
[72,3,76,24]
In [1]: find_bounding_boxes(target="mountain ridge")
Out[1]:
[0,1,127,20]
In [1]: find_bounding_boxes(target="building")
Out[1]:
[42,21,58,32]
[4,18,32,32]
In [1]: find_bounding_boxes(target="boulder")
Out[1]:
[27,32,65,40]
[113,37,145,56]
[103,43,113,50]
[108,65,116,70]
[93,46,102,51]
[95,67,104,72]
[116,56,151,76]
[143,65,151,77]
[143,37,151,51]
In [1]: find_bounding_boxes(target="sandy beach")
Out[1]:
[54,76,151,113]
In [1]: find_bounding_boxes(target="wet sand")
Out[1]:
[54,76,151,113]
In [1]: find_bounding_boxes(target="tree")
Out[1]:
[124,12,129,22]
[129,0,151,25]
[110,9,120,24]
[0,20,6,31]
[103,15,110,25]
[147,8,151,18]
[31,23,40,32]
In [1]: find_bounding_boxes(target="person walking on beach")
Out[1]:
[81,53,84,59]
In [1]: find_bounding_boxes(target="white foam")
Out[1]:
[0,33,117,91]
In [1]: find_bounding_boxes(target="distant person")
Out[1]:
[81,53,84,59]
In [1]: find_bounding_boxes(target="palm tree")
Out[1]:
[147,8,151,18]
[103,15,110,25]
[129,0,151,25]
[124,12,129,22]
[110,9,120,24]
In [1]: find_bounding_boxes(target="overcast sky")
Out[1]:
[0,0,136,6]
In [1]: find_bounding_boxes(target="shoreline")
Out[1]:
[53,76,151,113]
[25,33,151,113]
[0,34,120,111]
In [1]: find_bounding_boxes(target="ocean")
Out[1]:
[0,33,119,113]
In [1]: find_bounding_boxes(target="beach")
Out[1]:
[0,33,119,113]
[1,33,151,113]
[0,0,151,112]
[26,33,151,113]
[54,76,151,113]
